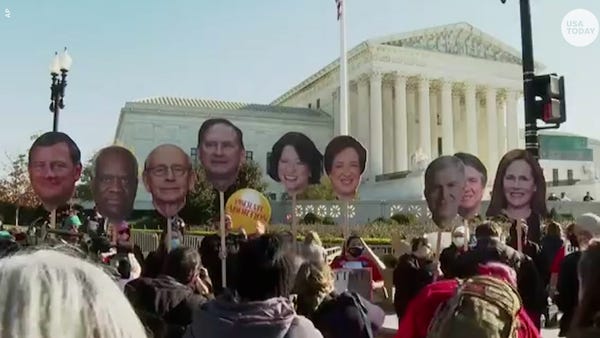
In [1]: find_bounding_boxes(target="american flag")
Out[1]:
[335,0,343,20]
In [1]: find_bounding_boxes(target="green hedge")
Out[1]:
[131,228,392,246]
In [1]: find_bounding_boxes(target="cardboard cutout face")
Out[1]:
[424,156,466,229]
[268,132,323,196]
[143,144,195,218]
[454,153,487,220]
[28,132,83,211]
[91,146,139,223]
[324,136,367,201]
[197,118,245,192]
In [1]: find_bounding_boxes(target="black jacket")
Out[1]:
[393,253,435,320]
[556,251,582,336]
[199,233,246,295]
[125,275,209,338]
[439,244,466,279]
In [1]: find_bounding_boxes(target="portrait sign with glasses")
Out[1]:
[91,145,139,223]
[27,132,83,211]
[143,144,196,218]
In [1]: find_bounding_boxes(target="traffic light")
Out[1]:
[533,74,566,124]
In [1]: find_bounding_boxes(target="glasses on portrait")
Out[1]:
[29,161,71,175]
[146,165,190,177]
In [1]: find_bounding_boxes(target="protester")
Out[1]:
[293,261,385,338]
[439,225,468,278]
[557,213,600,336]
[198,214,246,295]
[396,262,540,338]
[300,231,327,264]
[0,248,147,338]
[541,221,565,293]
[568,240,600,338]
[393,236,438,321]
[330,234,384,289]
[455,221,546,330]
[127,247,212,338]
[184,234,323,338]
[144,221,186,278]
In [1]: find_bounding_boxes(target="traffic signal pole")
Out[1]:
[518,0,540,160]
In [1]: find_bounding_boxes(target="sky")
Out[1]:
[1,0,599,166]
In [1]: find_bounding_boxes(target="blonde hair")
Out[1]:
[292,262,334,317]
[304,231,323,246]
[0,249,147,338]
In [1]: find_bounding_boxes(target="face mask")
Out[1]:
[170,238,181,250]
[452,237,465,248]
[347,246,364,258]
[415,247,431,259]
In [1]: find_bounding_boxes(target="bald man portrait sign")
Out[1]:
[197,118,245,192]
[91,146,139,222]
[143,144,195,217]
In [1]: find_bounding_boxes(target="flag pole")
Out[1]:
[338,0,349,136]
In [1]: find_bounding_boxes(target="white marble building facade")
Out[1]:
[272,22,539,182]
[114,99,333,209]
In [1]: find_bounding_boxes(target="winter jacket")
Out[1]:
[183,293,323,338]
[395,278,540,338]
[393,254,435,320]
[125,275,209,338]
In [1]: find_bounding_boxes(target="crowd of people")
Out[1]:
[1,207,599,338]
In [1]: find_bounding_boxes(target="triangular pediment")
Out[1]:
[372,22,526,66]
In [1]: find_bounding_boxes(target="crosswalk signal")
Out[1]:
[533,74,566,124]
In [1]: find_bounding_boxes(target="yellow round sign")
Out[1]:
[225,188,272,234]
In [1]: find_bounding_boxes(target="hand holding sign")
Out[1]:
[225,188,271,235]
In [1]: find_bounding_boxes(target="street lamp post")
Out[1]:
[49,47,72,132]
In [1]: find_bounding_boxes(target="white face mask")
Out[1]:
[452,237,465,248]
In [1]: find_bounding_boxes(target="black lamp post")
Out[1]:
[49,47,72,132]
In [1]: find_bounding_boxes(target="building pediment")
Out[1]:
[372,22,541,67]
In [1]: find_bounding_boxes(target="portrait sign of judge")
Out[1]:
[424,155,466,229]
[28,132,82,211]
[268,132,323,196]
[91,146,139,222]
[453,152,487,220]
[143,144,195,218]
[323,136,367,201]
[197,118,245,192]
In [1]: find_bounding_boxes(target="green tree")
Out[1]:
[75,158,94,202]
[0,153,40,225]
[183,160,268,225]
[297,176,337,201]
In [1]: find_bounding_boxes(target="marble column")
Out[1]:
[497,95,507,156]
[506,90,519,150]
[417,77,431,158]
[357,77,370,151]
[452,93,462,150]
[382,82,394,173]
[369,72,383,177]
[464,83,478,155]
[486,87,499,172]
[393,73,408,171]
[440,80,454,155]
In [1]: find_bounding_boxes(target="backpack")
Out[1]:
[313,291,374,338]
[426,275,522,338]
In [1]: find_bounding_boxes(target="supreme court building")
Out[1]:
[115,22,532,208]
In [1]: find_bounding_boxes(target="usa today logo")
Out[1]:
[562,9,599,47]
